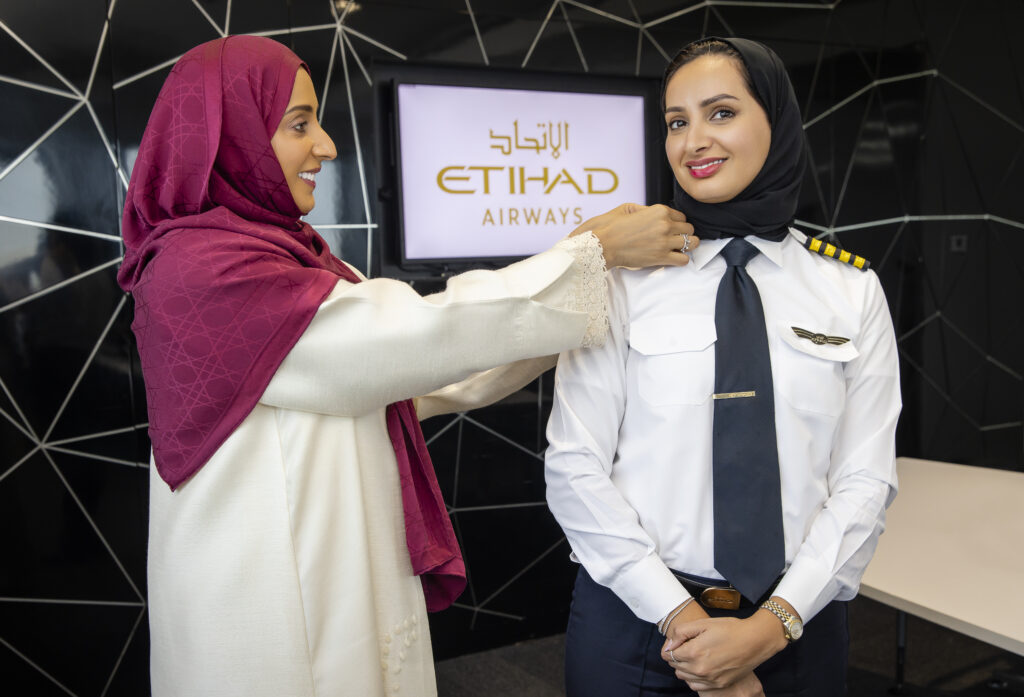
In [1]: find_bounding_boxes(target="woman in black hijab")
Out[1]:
[666,37,806,241]
[545,38,900,696]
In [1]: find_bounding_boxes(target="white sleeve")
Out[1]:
[545,273,690,624]
[259,234,607,417]
[414,355,558,421]
[773,272,901,622]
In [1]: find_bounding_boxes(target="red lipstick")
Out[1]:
[686,157,725,179]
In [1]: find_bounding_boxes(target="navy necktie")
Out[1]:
[712,238,785,602]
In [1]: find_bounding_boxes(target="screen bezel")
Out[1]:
[373,61,668,279]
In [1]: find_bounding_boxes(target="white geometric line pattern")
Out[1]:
[0,372,39,441]
[191,0,227,38]
[84,0,117,101]
[0,74,79,100]
[803,69,940,129]
[339,27,375,270]
[342,30,373,88]
[0,598,145,607]
[523,1,562,69]
[311,222,379,229]
[559,3,588,72]
[318,24,341,124]
[0,215,123,242]
[1,0,1022,686]
[0,13,128,200]
[224,0,233,36]
[43,446,149,469]
[0,101,85,183]
[99,607,147,697]
[40,444,144,602]
[449,602,524,622]
[474,538,565,610]
[525,0,837,74]
[0,446,40,485]
[645,0,840,29]
[0,635,78,697]
[0,405,35,442]
[44,423,149,448]
[0,258,122,316]
[0,18,83,97]
[798,214,1024,236]
[0,294,141,650]
[465,0,490,66]
[453,502,549,514]
[462,414,544,461]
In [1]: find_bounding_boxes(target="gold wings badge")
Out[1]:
[792,326,850,346]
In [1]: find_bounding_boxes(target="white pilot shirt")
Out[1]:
[545,228,901,626]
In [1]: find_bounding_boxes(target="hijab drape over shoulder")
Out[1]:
[119,37,342,485]
[667,37,807,239]
[119,35,464,611]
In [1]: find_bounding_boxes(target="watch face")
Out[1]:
[788,620,804,641]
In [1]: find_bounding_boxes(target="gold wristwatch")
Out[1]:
[760,599,803,642]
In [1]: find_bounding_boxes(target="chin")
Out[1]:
[696,193,734,204]
[678,182,735,204]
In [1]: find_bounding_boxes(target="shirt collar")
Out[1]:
[690,231,789,270]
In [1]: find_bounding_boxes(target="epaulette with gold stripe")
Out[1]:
[803,237,870,271]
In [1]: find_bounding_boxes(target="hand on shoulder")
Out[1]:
[574,203,699,269]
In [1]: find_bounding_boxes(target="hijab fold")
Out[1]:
[667,37,806,240]
[118,35,465,612]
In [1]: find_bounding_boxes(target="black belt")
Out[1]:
[672,571,781,610]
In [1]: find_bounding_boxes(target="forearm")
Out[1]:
[414,354,557,420]
[260,242,600,416]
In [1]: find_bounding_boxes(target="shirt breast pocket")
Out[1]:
[629,314,716,407]
[774,322,859,417]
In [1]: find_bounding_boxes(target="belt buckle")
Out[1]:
[699,586,741,610]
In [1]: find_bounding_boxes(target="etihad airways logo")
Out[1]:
[436,165,619,195]
[434,120,620,226]
[488,120,568,157]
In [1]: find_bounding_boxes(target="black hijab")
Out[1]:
[665,37,806,240]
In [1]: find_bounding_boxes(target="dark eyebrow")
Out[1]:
[283,104,315,116]
[700,93,738,107]
[664,93,740,114]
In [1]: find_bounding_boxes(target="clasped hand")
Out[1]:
[662,613,786,696]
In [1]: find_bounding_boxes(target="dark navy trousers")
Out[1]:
[564,567,849,697]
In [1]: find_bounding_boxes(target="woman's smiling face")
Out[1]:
[270,69,337,215]
[663,54,771,204]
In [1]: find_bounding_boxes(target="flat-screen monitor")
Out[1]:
[373,63,667,278]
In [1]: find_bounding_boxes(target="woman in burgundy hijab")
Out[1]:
[119,35,696,697]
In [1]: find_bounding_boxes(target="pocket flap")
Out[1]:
[630,315,716,355]
[778,322,860,362]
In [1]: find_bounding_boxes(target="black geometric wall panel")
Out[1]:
[1,0,1022,693]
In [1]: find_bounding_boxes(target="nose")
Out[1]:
[685,120,711,155]
[314,126,338,161]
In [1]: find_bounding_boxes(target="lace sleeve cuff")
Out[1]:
[554,232,609,348]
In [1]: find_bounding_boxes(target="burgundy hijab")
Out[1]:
[118,35,464,611]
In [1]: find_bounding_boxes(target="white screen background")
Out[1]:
[397,83,648,260]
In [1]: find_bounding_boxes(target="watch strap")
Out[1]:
[760,599,800,641]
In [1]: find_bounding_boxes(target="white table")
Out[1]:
[859,456,1024,690]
